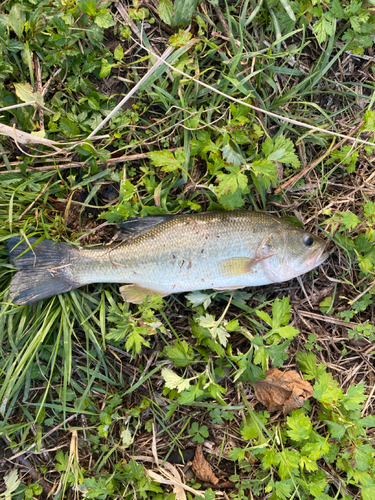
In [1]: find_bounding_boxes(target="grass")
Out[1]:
[1,0,375,498]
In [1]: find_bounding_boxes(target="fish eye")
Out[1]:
[303,235,314,247]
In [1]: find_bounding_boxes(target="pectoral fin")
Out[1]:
[218,257,258,277]
[218,252,274,278]
[119,284,169,304]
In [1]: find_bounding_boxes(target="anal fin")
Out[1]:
[119,284,169,304]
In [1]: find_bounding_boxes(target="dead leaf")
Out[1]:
[162,463,186,500]
[145,468,204,498]
[191,444,219,485]
[252,368,313,414]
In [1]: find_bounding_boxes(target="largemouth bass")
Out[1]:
[7,210,329,306]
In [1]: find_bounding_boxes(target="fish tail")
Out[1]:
[7,237,80,306]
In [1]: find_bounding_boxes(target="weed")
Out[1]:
[1,0,375,497]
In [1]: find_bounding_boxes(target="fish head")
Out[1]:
[259,223,329,283]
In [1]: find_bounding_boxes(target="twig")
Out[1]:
[214,7,231,40]
[3,437,51,494]
[0,101,53,114]
[42,68,62,97]
[0,122,63,150]
[9,414,77,460]
[34,56,44,131]
[298,310,360,328]
[0,151,156,174]
[348,278,375,306]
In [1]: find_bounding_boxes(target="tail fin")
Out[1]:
[7,237,81,306]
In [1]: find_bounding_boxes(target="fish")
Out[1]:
[6,210,329,306]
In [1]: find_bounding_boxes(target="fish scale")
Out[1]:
[7,210,329,305]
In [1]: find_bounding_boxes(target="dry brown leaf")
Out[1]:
[252,368,313,415]
[191,444,219,485]
[162,463,186,500]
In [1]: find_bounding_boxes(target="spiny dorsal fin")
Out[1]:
[117,215,174,239]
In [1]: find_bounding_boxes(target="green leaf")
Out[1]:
[125,327,150,356]
[190,130,219,158]
[55,451,69,471]
[275,325,299,339]
[114,44,124,61]
[158,0,174,25]
[340,211,361,230]
[361,484,375,500]
[14,82,44,106]
[8,3,26,39]
[177,384,204,404]
[364,200,375,219]
[299,455,319,473]
[241,424,258,440]
[297,352,326,380]
[301,433,330,460]
[169,29,193,47]
[226,319,239,332]
[121,428,133,447]
[313,371,343,407]
[341,383,367,411]
[261,448,275,469]
[60,117,81,137]
[162,368,191,392]
[186,290,218,309]
[149,149,185,172]
[171,0,199,26]
[248,160,278,189]
[274,479,294,500]
[77,0,97,16]
[215,166,250,209]
[313,12,335,44]
[353,444,374,471]
[328,145,358,173]
[228,447,246,461]
[267,341,291,367]
[271,297,291,328]
[273,449,300,480]
[83,477,114,499]
[330,0,345,17]
[198,314,216,329]
[163,341,194,367]
[262,136,300,168]
[324,420,346,439]
[94,10,115,28]
[286,410,312,441]
[256,310,272,326]
[221,143,244,166]
[88,96,99,110]
[99,58,113,78]
[359,415,375,427]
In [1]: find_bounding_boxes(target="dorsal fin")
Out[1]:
[116,215,175,239]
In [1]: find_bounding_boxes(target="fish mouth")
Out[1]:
[308,243,332,269]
